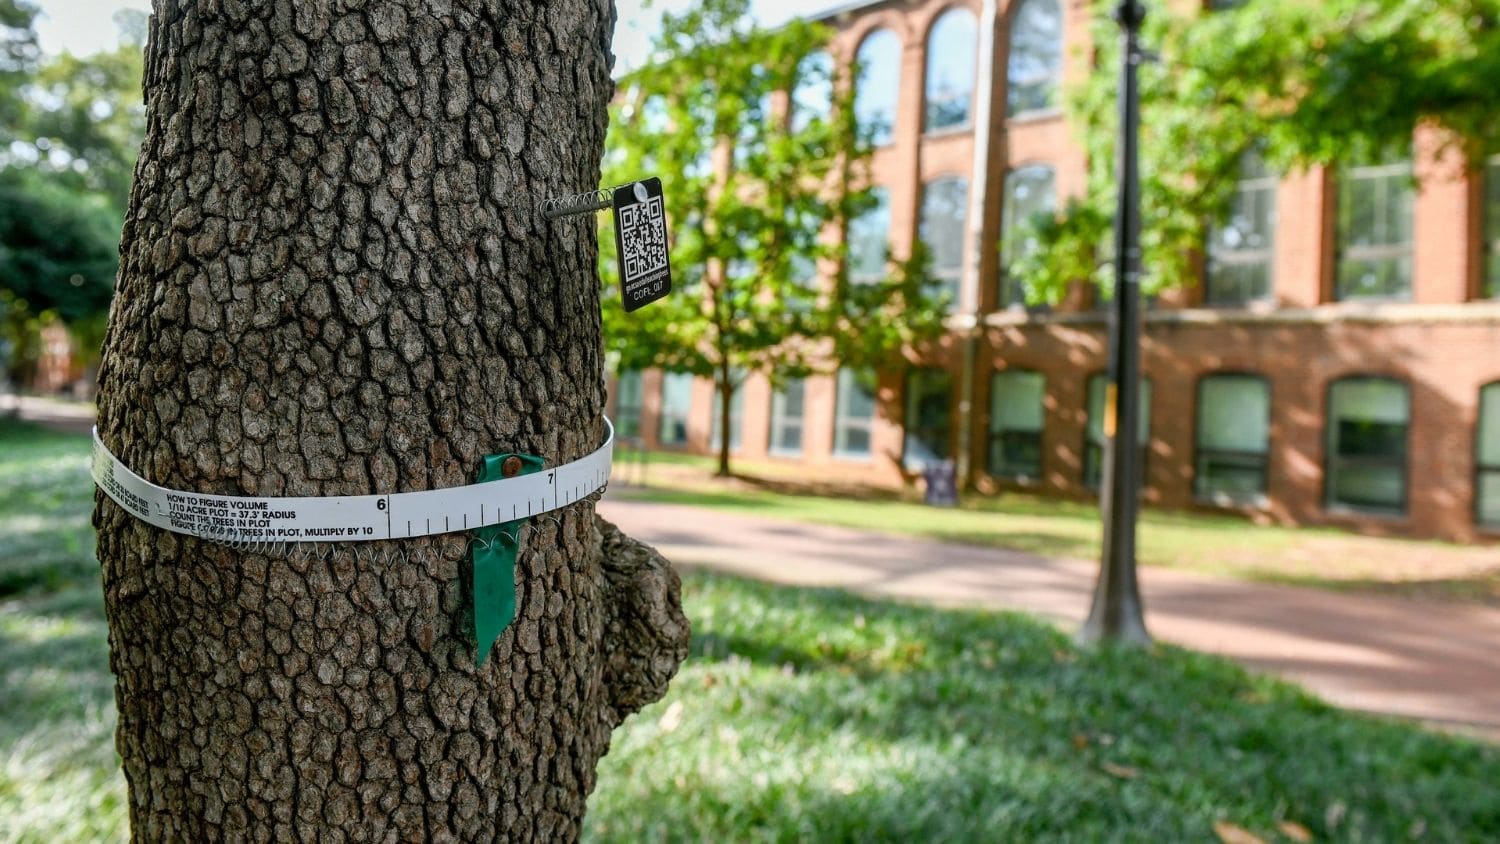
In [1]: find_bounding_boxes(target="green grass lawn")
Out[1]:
[615,453,1500,603]
[4,419,1498,841]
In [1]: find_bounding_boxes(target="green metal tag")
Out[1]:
[471,452,543,667]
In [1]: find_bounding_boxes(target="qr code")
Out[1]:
[619,196,668,284]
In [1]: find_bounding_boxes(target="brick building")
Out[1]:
[609,0,1500,542]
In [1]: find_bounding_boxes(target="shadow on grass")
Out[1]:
[591,572,1500,843]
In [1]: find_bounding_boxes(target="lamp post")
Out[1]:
[1080,0,1151,646]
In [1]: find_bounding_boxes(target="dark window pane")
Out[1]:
[920,177,968,310]
[926,10,977,132]
[904,369,952,471]
[1195,374,1270,501]
[770,378,806,457]
[849,187,891,284]
[999,165,1056,308]
[659,372,693,446]
[1336,156,1413,300]
[1326,378,1408,514]
[990,370,1045,479]
[834,368,877,458]
[1206,152,1276,304]
[1085,373,1151,489]
[855,30,901,146]
[1007,0,1063,116]
[791,51,833,134]
[615,370,643,439]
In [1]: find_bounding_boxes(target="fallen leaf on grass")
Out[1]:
[1100,762,1139,779]
[1214,820,1269,844]
[658,700,684,733]
[1277,820,1312,842]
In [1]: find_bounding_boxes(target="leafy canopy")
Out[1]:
[599,0,946,472]
[1013,0,1500,303]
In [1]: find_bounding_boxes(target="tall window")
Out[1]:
[999,164,1056,308]
[925,8,977,132]
[710,373,745,452]
[990,370,1045,481]
[1336,154,1414,300]
[1007,0,1063,116]
[1479,383,1500,528]
[920,176,968,310]
[658,372,693,446]
[834,368,877,459]
[1325,377,1409,515]
[904,369,952,471]
[769,378,806,457]
[855,30,901,146]
[1084,373,1153,489]
[614,370,643,439]
[1484,154,1500,299]
[848,187,891,284]
[791,51,833,134]
[1206,151,1276,304]
[1195,374,1271,503]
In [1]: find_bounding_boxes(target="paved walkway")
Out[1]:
[2,393,95,434]
[599,498,1500,739]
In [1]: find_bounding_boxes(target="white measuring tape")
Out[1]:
[90,420,614,543]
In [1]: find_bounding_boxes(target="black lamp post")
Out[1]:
[1080,0,1151,646]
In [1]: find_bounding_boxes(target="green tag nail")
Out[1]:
[471,452,543,667]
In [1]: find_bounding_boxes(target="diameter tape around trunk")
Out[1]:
[90,419,614,544]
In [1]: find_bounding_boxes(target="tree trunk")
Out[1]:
[715,364,732,478]
[92,2,689,840]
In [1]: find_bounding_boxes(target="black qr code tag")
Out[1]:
[612,177,672,312]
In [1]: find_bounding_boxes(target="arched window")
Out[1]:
[1476,382,1500,528]
[999,164,1056,307]
[848,186,891,284]
[1195,373,1271,503]
[989,369,1046,481]
[1007,0,1063,116]
[791,50,833,133]
[920,176,968,310]
[1325,377,1409,514]
[855,30,901,146]
[925,8,977,132]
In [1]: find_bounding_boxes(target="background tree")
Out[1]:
[93,1,687,838]
[1012,0,1500,303]
[0,0,37,146]
[601,0,945,477]
[0,9,145,386]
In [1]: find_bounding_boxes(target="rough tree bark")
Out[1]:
[92,1,689,839]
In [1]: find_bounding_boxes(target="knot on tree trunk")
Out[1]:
[595,515,690,726]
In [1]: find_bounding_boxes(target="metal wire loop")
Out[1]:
[540,187,613,220]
